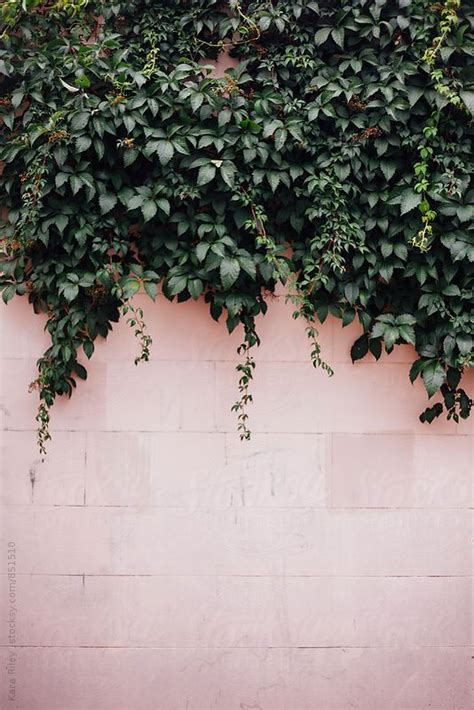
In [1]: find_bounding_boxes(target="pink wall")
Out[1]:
[0,292,472,709]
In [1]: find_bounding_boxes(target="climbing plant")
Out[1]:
[0,0,473,453]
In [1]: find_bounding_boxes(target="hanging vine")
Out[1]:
[0,0,472,452]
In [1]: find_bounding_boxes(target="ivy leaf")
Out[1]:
[220,162,236,187]
[446,367,461,389]
[314,27,332,44]
[75,136,92,153]
[83,340,95,359]
[144,281,158,301]
[400,189,420,215]
[369,338,382,361]
[53,145,68,167]
[383,326,399,351]
[396,314,417,325]
[55,172,69,189]
[197,164,216,186]
[351,334,369,362]
[156,198,170,216]
[70,112,89,132]
[220,257,240,289]
[331,27,345,48]
[70,175,82,195]
[218,109,232,127]
[75,363,88,380]
[1,284,16,304]
[267,172,280,192]
[167,274,188,296]
[239,256,256,280]
[156,140,174,166]
[380,160,397,181]
[99,194,117,214]
[62,284,79,301]
[344,283,359,305]
[459,90,474,115]
[422,361,446,398]
[141,200,158,221]
[121,278,141,298]
[190,93,204,112]
[196,242,210,262]
[419,402,443,423]
[55,214,68,234]
[128,195,145,210]
[398,325,416,345]
[442,284,460,297]
[188,278,204,299]
[457,334,473,356]
[123,149,138,167]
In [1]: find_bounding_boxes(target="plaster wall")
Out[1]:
[0,292,473,709]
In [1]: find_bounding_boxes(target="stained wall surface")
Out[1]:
[0,293,473,710]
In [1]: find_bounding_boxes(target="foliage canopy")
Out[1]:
[0,0,473,451]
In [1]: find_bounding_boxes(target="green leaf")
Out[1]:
[156,140,174,166]
[398,324,416,345]
[70,175,82,195]
[128,195,145,210]
[62,284,79,301]
[446,367,461,390]
[442,284,460,297]
[156,198,170,216]
[122,278,141,298]
[220,257,240,289]
[344,283,359,305]
[331,27,345,49]
[99,194,117,214]
[55,215,68,234]
[55,172,69,189]
[396,314,417,326]
[75,135,92,153]
[1,284,16,304]
[141,200,158,221]
[144,281,158,301]
[419,402,443,423]
[459,90,474,115]
[197,164,216,186]
[218,109,232,127]
[75,363,88,380]
[53,145,68,167]
[422,361,446,398]
[75,74,91,89]
[380,160,397,182]
[188,278,204,300]
[167,274,188,296]
[383,326,399,351]
[70,112,89,132]
[314,27,331,44]
[267,172,280,193]
[190,92,204,112]
[457,334,473,356]
[239,257,256,280]
[369,338,382,361]
[220,162,236,187]
[83,340,95,359]
[400,189,420,215]
[196,242,210,262]
[351,334,369,362]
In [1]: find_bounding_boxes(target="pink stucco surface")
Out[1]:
[0,292,473,709]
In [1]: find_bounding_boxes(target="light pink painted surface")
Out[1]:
[0,292,473,710]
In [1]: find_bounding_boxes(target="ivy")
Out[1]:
[0,0,473,453]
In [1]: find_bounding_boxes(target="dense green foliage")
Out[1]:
[0,0,473,451]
